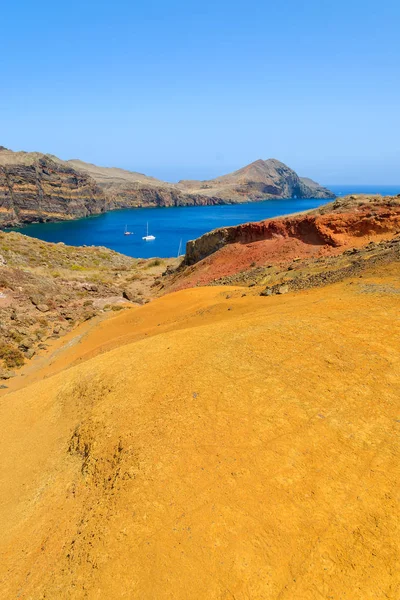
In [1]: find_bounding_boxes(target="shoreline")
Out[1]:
[1,196,333,260]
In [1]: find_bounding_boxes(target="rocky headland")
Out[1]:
[0,146,334,227]
[163,194,400,292]
[0,149,109,227]
[176,158,334,202]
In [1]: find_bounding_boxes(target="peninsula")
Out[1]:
[0,146,334,227]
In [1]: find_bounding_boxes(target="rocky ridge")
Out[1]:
[184,194,400,264]
[177,158,334,201]
[0,149,109,227]
[162,194,400,292]
[0,147,334,226]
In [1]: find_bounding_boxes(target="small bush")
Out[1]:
[0,342,25,368]
[9,330,23,343]
[146,258,163,268]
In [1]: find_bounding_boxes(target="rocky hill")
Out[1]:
[0,148,109,227]
[0,232,177,379]
[66,158,222,209]
[177,158,334,201]
[164,194,400,291]
[2,193,399,380]
[0,147,334,226]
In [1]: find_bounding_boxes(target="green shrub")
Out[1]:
[0,342,25,368]
[146,258,163,268]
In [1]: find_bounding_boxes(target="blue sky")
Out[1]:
[1,0,399,183]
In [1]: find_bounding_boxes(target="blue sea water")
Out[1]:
[10,184,400,259]
[328,184,400,197]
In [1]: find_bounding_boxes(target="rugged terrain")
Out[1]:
[0,258,399,599]
[66,158,223,210]
[0,147,334,226]
[2,193,399,381]
[0,148,109,227]
[0,192,400,598]
[165,194,400,291]
[0,232,176,380]
[177,158,334,202]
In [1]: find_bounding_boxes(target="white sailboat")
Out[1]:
[142,222,155,241]
[177,238,183,258]
[124,224,133,236]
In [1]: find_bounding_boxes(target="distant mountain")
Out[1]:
[177,158,334,201]
[0,147,334,227]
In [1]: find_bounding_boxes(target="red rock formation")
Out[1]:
[179,195,400,287]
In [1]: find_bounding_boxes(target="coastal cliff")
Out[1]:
[154,194,400,293]
[0,150,108,227]
[177,158,334,202]
[0,147,334,226]
[185,194,400,265]
[70,156,335,208]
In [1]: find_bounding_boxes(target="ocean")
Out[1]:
[10,184,400,259]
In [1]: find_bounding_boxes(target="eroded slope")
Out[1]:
[165,194,400,292]
[0,262,399,599]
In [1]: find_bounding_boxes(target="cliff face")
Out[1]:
[103,185,225,209]
[0,148,335,226]
[72,157,334,207]
[184,194,400,266]
[66,158,217,208]
[0,152,108,227]
[177,159,335,201]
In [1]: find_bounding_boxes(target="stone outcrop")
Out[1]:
[185,194,400,265]
[0,152,109,227]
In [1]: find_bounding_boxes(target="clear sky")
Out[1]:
[1,0,399,184]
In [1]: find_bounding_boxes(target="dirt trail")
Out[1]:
[0,264,399,599]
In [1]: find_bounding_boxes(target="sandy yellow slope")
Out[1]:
[1,268,399,599]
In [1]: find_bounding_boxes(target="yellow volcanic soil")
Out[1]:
[1,264,400,599]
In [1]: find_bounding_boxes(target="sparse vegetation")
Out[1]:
[0,342,25,369]
[146,258,163,268]
[0,231,180,378]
